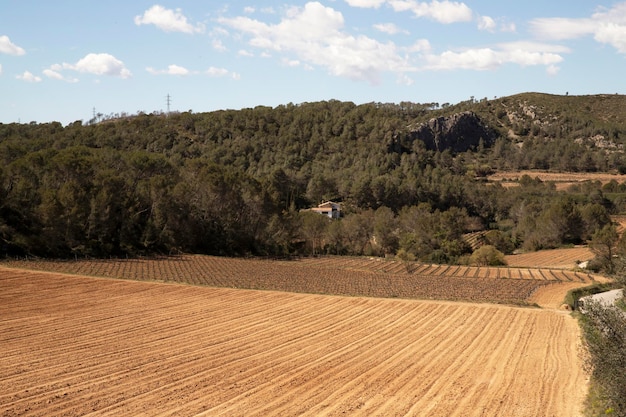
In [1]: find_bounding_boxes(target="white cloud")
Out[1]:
[407,39,432,53]
[498,41,570,54]
[43,68,63,80]
[43,67,79,83]
[134,5,204,34]
[0,35,26,55]
[206,66,239,79]
[219,1,413,84]
[478,16,496,32]
[346,0,473,23]
[530,17,595,40]
[388,0,473,24]
[212,39,227,52]
[594,22,626,53]
[501,22,516,33]
[52,53,131,79]
[147,64,190,75]
[244,7,255,14]
[282,58,301,67]
[16,71,42,83]
[397,73,415,85]
[530,3,626,53]
[345,0,386,7]
[72,53,132,78]
[546,65,560,76]
[423,42,565,71]
[425,48,500,70]
[373,23,408,35]
[238,49,254,57]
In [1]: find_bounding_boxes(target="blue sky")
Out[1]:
[2,1,626,124]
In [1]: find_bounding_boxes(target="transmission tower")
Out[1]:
[166,94,172,115]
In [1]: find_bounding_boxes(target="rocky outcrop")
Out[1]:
[407,111,497,152]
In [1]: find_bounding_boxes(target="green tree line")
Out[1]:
[1,97,625,258]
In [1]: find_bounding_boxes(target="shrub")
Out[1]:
[580,300,626,416]
[469,245,507,266]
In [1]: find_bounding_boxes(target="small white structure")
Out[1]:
[310,201,341,219]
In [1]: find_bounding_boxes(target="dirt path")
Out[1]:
[0,267,587,416]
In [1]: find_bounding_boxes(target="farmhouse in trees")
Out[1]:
[310,201,341,219]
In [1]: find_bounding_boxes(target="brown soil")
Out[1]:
[505,247,595,269]
[528,282,589,310]
[0,267,587,416]
[0,255,600,305]
[487,170,626,190]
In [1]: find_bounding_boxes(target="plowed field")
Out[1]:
[505,247,595,269]
[0,255,600,305]
[487,170,626,190]
[0,267,587,417]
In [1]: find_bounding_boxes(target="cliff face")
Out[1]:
[408,111,497,152]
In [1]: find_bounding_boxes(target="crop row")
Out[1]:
[0,255,578,304]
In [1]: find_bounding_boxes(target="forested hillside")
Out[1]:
[1,93,626,260]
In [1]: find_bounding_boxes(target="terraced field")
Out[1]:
[0,255,600,305]
[0,267,588,417]
[504,247,594,269]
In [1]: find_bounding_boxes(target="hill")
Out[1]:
[1,93,626,259]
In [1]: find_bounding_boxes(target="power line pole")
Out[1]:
[166,94,171,115]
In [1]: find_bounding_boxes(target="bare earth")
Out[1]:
[1,266,588,417]
[505,247,595,269]
[487,170,626,190]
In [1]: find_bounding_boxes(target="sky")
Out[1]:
[1,1,626,125]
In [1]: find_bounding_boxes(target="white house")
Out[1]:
[310,201,341,219]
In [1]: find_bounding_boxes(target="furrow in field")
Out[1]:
[396,307,518,417]
[306,305,501,417]
[184,301,431,417]
[0,265,588,417]
[4,286,365,415]
[240,303,468,417]
[35,294,397,416]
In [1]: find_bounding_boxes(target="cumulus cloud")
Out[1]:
[47,53,131,80]
[43,67,79,83]
[345,0,386,7]
[0,35,26,55]
[218,1,570,81]
[423,42,565,71]
[387,0,473,23]
[530,2,626,53]
[546,64,560,76]
[16,71,41,83]
[147,64,190,75]
[70,53,132,78]
[346,0,472,23]
[206,66,240,79]
[212,39,227,52]
[134,5,204,34]
[219,1,412,84]
[478,16,496,32]
[407,39,432,53]
[373,23,408,35]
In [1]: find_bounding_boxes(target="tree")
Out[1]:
[373,206,398,256]
[299,211,330,255]
[396,248,417,273]
[580,299,626,416]
[590,224,619,274]
[469,245,506,266]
